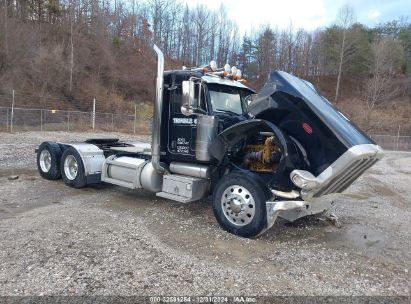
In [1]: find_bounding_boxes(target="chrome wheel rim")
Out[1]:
[64,155,78,180]
[221,185,255,226]
[39,149,52,173]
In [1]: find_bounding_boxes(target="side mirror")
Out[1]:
[182,81,191,110]
[182,80,201,116]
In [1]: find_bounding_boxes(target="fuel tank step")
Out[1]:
[156,174,209,203]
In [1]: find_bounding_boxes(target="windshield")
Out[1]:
[209,85,250,115]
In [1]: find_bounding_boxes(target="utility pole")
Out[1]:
[92,98,96,131]
[67,111,70,131]
[10,90,15,133]
[396,125,401,151]
[133,104,137,134]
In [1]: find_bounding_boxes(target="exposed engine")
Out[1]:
[229,133,282,173]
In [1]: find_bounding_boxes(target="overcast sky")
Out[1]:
[182,0,410,34]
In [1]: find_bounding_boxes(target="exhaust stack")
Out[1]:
[152,45,166,174]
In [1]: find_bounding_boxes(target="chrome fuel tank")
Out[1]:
[101,156,162,192]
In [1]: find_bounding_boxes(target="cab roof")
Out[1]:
[201,75,253,91]
[164,70,254,92]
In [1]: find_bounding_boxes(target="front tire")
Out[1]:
[37,142,62,180]
[60,147,87,188]
[212,172,268,238]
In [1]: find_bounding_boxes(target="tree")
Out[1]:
[254,26,276,81]
[3,0,8,61]
[0,0,409,137]
[335,5,355,102]
[194,5,209,66]
[375,18,411,75]
[362,37,403,130]
[69,0,74,94]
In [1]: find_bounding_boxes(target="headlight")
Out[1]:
[290,170,320,190]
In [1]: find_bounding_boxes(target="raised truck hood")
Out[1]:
[248,71,383,199]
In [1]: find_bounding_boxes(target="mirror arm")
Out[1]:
[181,104,207,116]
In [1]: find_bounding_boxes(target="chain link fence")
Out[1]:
[369,134,411,151]
[0,106,152,134]
[0,106,410,152]
[0,90,153,135]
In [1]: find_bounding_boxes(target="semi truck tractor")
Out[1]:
[36,45,383,237]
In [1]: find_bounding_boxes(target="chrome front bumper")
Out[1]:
[261,144,384,235]
[265,200,306,231]
[301,144,384,200]
[262,198,333,234]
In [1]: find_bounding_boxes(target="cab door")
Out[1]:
[168,83,207,160]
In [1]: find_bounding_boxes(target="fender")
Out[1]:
[210,119,287,161]
[60,143,105,176]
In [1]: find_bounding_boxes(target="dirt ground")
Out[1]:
[0,132,409,297]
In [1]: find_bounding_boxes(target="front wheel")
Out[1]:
[212,172,268,238]
[60,147,87,188]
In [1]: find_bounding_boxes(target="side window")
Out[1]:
[199,86,207,112]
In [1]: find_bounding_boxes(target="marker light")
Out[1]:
[210,60,217,72]
[224,63,231,74]
[231,66,237,76]
[236,69,242,79]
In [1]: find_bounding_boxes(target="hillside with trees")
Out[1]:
[1,0,410,134]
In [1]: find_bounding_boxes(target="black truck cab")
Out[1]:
[161,71,254,164]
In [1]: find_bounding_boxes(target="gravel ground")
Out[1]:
[0,131,409,297]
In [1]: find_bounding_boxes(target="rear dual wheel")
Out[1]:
[38,143,87,188]
[60,147,87,189]
[37,142,62,180]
